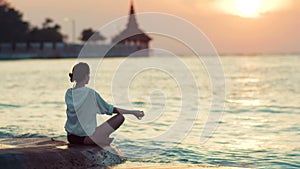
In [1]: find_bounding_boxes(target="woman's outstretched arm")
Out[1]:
[113,107,144,119]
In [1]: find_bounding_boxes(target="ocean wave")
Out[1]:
[131,101,146,105]
[40,101,65,105]
[0,103,21,108]
[0,131,47,138]
[225,105,300,114]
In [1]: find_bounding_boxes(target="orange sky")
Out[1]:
[7,0,300,54]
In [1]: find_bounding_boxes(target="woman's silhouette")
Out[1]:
[65,62,144,146]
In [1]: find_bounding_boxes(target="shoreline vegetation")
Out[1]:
[0,0,152,59]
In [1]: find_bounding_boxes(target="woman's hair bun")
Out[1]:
[69,73,74,82]
[68,62,90,83]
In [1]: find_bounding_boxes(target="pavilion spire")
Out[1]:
[129,0,135,15]
[112,0,152,49]
[127,0,138,30]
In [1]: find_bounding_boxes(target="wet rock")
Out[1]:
[0,138,126,169]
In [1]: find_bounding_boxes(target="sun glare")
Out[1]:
[234,0,262,18]
[217,0,292,18]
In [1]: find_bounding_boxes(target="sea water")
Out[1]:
[0,55,299,168]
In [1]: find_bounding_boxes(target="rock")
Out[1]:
[0,138,126,169]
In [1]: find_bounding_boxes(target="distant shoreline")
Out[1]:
[0,42,151,60]
[0,53,299,60]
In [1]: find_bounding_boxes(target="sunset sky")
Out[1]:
[7,0,300,54]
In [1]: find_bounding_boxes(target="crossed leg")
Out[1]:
[84,113,125,145]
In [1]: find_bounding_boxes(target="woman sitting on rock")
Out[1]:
[65,62,144,146]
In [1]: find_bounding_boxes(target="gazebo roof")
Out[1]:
[112,28,151,43]
[112,0,152,43]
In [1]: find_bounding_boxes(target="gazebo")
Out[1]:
[112,0,152,51]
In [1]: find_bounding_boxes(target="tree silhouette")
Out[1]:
[42,18,54,29]
[27,19,63,43]
[80,28,106,42]
[0,2,64,43]
[0,1,29,43]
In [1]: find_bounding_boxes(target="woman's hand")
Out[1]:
[113,107,144,120]
[133,110,144,120]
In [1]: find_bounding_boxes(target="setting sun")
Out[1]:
[217,0,292,18]
[234,0,262,18]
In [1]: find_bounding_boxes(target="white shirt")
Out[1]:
[64,87,114,136]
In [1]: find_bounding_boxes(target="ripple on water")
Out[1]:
[0,103,22,108]
[0,131,46,138]
[40,101,65,105]
[131,101,146,105]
